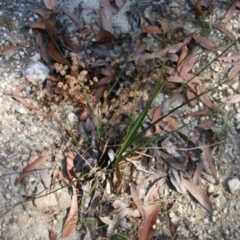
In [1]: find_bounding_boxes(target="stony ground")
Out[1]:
[0,0,240,239]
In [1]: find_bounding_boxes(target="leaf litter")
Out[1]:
[11,0,236,238]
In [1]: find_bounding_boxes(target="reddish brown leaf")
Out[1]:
[93,76,114,88]
[43,0,58,10]
[225,0,237,19]
[66,152,75,180]
[150,106,162,134]
[180,178,213,212]
[199,139,218,181]
[48,229,55,240]
[100,0,113,32]
[28,18,58,41]
[192,160,203,186]
[0,43,25,56]
[47,40,68,64]
[228,64,240,79]
[138,203,161,240]
[193,35,216,50]
[96,30,117,43]
[177,45,188,72]
[196,85,214,109]
[62,186,78,237]
[14,154,48,185]
[186,89,197,106]
[212,23,236,41]
[218,54,240,63]
[184,109,208,117]
[140,25,162,34]
[160,116,179,132]
[62,34,78,51]
[223,94,240,104]
[36,32,51,63]
[179,51,197,77]
[166,213,177,238]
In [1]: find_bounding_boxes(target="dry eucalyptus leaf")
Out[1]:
[218,54,240,63]
[15,154,48,185]
[180,178,213,212]
[138,203,161,240]
[100,0,113,32]
[225,0,237,19]
[61,186,78,237]
[43,0,58,10]
[228,64,240,79]
[179,51,197,77]
[140,25,162,34]
[193,35,216,50]
[222,94,240,104]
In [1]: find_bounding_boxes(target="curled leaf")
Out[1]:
[15,154,48,185]
[138,203,161,240]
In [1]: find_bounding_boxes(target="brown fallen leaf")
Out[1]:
[150,106,162,134]
[180,178,213,212]
[66,152,75,180]
[62,186,78,237]
[193,34,216,50]
[186,89,197,107]
[192,160,204,186]
[228,64,240,79]
[160,116,179,132]
[138,203,161,240]
[28,18,58,41]
[130,182,146,222]
[179,51,197,77]
[196,85,214,109]
[225,0,237,19]
[96,30,117,44]
[36,32,51,63]
[48,229,55,240]
[222,94,240,104]
[100,0,113,32]
[184,109,208,117]
[43,0,58,10]
[218,54,240,63]
[47,40,68,64]
[177,45,188,72]
[140,25,162,34]
[13,81,46,116]
[212,23,236,41]
[0,43,25,56]
[14,154,48,186]
[115,0,126,9]
[199,139,218,181]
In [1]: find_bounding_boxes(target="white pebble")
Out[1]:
[227,178,240,193]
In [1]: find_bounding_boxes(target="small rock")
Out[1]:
[227,178,240,193]
[24,61,49,85]
[67,112,77,126]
